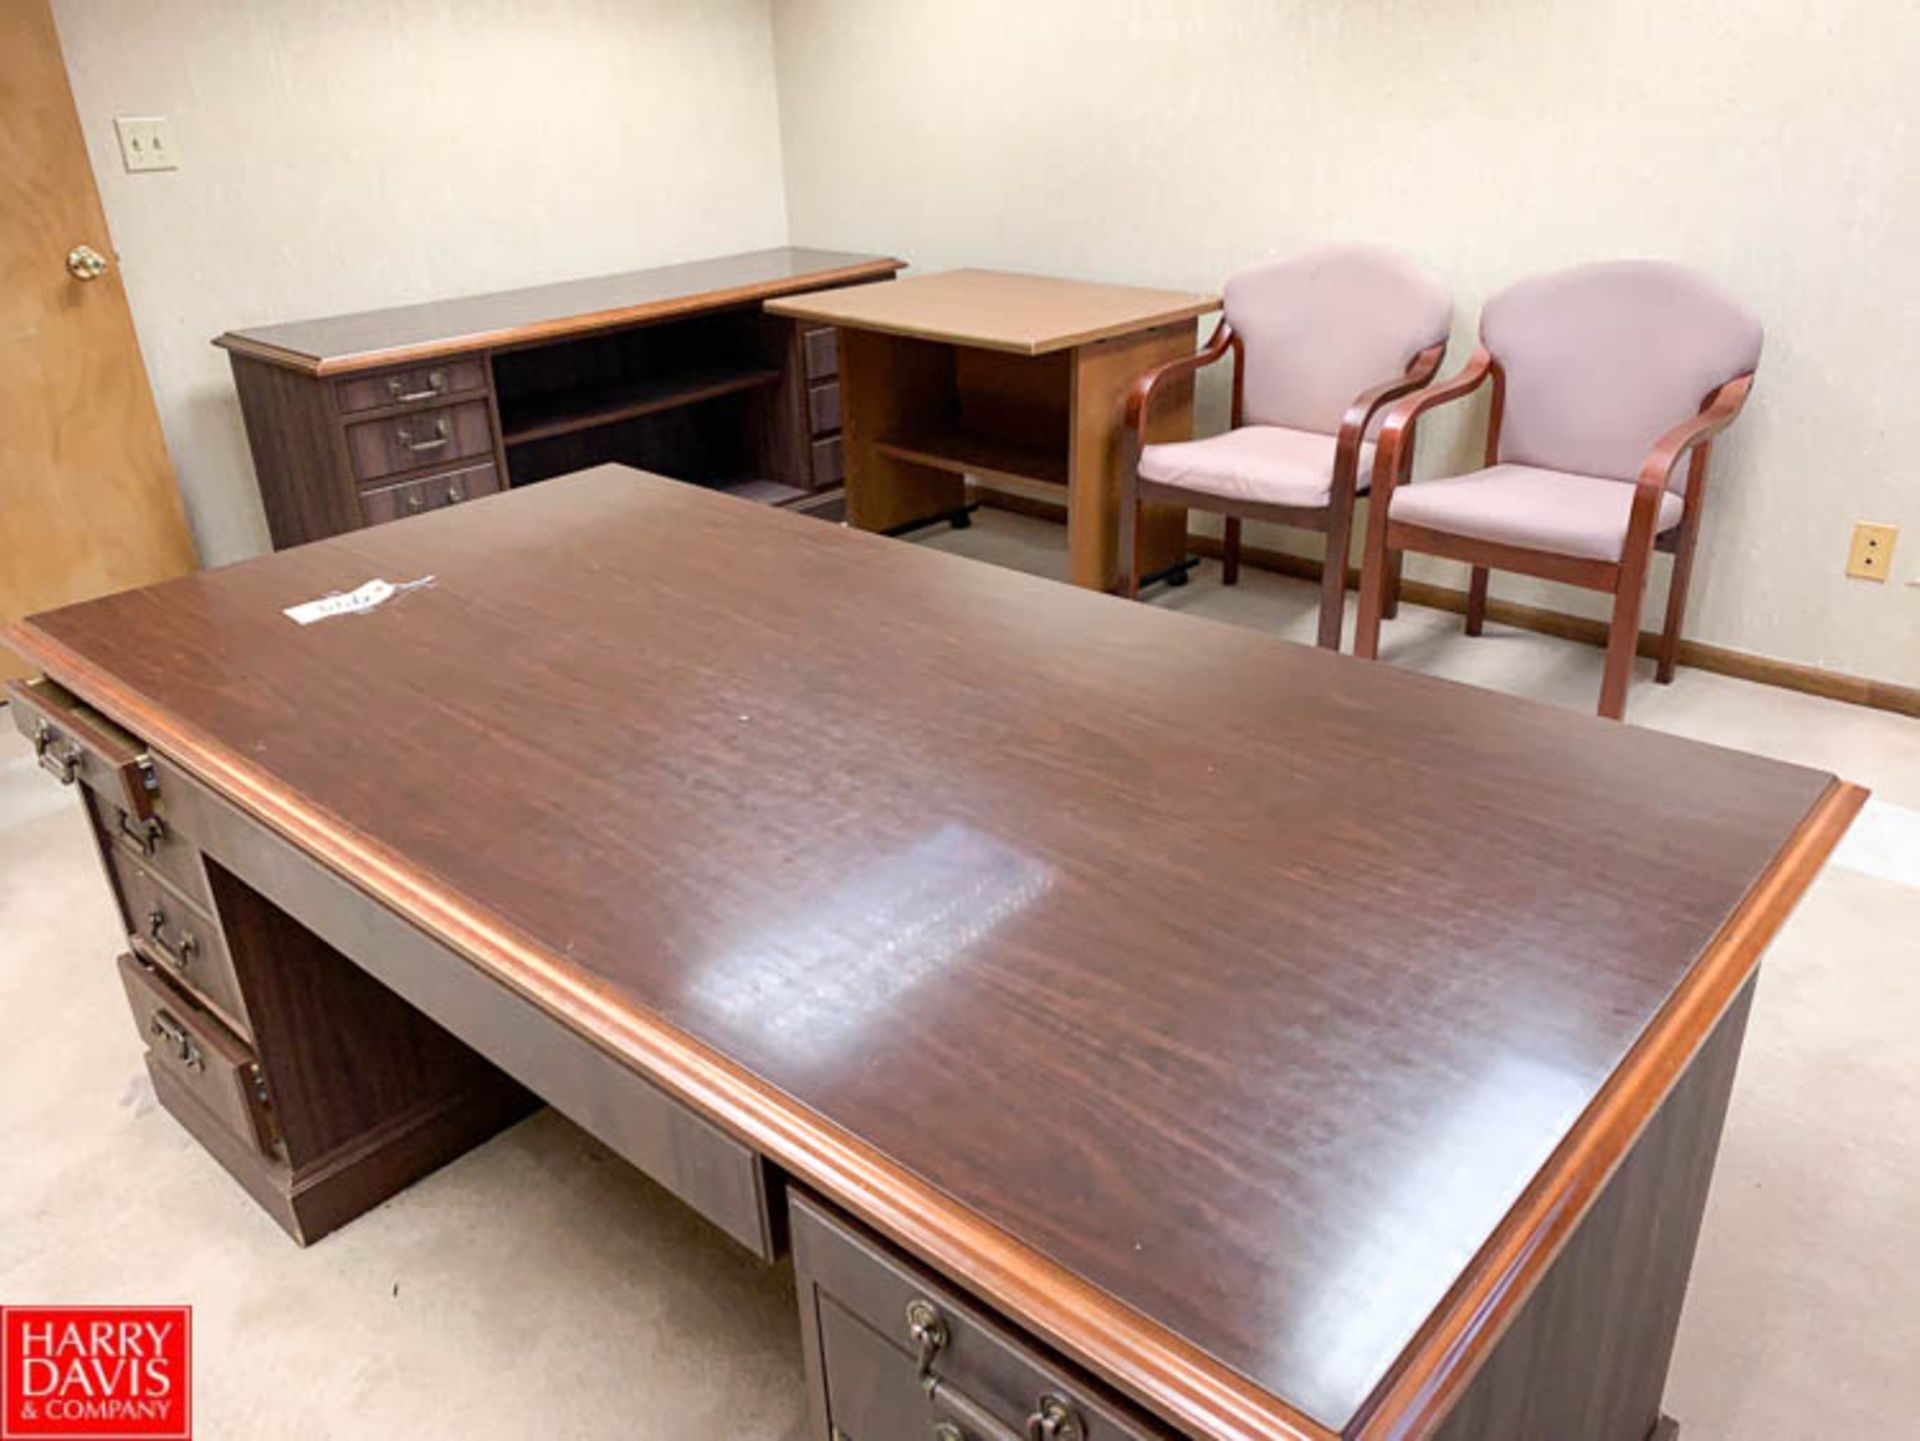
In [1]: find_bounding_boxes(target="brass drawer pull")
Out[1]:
[386,369,447,403]
[446,481,465,504]
[907,1298,949,1382]
[145,907,199,972]
[32,719,84,785]
[1026,1397,1084,1441]
[116,808,166,859]
[149,1011,204,1072]
[907,1299,1085,1441]
[396,417,451,452]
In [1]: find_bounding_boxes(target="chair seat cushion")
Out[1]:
[1138,426,1374,509]
[1387,464,1685,563]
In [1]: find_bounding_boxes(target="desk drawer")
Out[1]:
[335,358,487,415]
[346,400,494,483]
[808,380,842,435]
[118,952,276,1158]
[111,853,250,1038]
[6,677,157,823]
[359,462,502,527]
[811,435,845,488]
[793,1194,1170,1441]
[90,788,212,915]
[804,327,838,382]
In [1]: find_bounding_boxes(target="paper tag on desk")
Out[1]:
[283,577,431,625]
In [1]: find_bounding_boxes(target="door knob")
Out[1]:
[66,244,110,281]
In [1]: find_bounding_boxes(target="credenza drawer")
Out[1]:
[808,379,842,435]
[811,435,845,488]
[334,358,488,414]
[803,326,838,382]
[6,677,158,824]
[345,400,494,483]
[359,462,502,527]
[793,1194,1171,1441]
[90,788,213,916]
[118,952,276,1159]
[111,851,251,1039]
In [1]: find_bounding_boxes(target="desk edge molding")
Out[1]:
[1347,773,1867,1440]
[213,256,907,377]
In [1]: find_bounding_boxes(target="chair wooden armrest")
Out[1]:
[1124,320,1235,440]
[1368,347,1496,500]
[1335,342,1448,482]
[1620,371,1757,563]
[1635,373,1755,492]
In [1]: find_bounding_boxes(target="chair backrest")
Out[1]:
[1480,260,1762,483]
[1223,244,1452,436]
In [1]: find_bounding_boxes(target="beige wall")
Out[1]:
[771,0,1920,686]
[48,0,1920,684]
[53,0,791,565]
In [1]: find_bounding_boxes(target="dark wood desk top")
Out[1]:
[214,247,904,376]
[8,467,1858,1439]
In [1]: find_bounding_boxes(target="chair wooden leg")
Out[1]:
[1465,566,1489,636]
[1355,550,1390,660]
[1657,529,1701,684]
[1316,503,1353,651]
[1118,473,1142,599]
[1599,580,1648,721]
[1382,549,1405,620]
[1222,517,1242,586]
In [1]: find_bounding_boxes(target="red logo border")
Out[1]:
[0,1307,192,1441]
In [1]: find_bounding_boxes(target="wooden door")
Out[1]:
[1,0,196,679]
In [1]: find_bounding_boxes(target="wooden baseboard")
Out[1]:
[971,486,1920,720]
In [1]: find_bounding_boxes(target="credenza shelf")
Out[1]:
[500,365,783,447]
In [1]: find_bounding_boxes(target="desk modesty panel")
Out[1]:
[8,466,1860,1440]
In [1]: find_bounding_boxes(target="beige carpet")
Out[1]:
[3,507,1915,1438]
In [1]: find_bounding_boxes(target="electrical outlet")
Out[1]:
[1846,522,1898,581]
[113,116,178,173]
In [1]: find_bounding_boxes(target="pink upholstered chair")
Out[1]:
[1353,261,1761,720]
[1119,245,1451,648]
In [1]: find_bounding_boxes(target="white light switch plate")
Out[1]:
[113,116,179,173]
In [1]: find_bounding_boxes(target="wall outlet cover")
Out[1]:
[1846,521,1898,581]
[113,116,179,173]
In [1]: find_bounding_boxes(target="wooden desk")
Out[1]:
[7,466,1860,1440]
[217,247,902,549]
[768,269,1220,590]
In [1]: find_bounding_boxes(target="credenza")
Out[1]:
[215,247,901,549]
[6,466,1863,1439]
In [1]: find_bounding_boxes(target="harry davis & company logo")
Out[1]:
[1,1308,191,1441]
